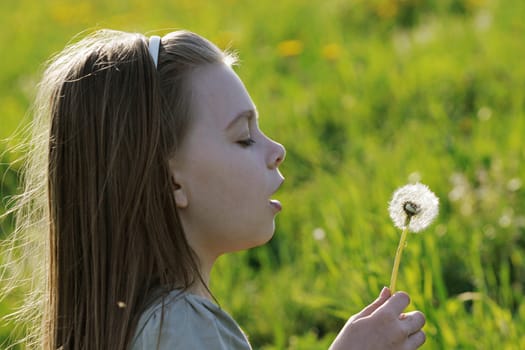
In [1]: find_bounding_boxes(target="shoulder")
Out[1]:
[130,290,189,350]
[130,290,252,350]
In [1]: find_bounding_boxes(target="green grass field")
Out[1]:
[1,0,524,348]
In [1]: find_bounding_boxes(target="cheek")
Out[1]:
[185,142,268,211]
[226,155,267,197]
[199,158,267,228]
[205,148,262,187]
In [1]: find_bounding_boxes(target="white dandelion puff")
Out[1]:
[388,182,439,292]
[388,182,439,233]
[312,227,326,241]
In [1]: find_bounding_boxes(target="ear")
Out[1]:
[171,175,188,209]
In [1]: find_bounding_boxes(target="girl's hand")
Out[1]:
[329,288,426,350]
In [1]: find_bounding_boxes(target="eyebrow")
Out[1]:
[225,109,258,130]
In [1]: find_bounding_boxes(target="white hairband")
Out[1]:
[148,36,161,68]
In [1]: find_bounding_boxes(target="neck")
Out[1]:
[188,254,215,300]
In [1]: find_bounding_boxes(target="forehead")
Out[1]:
[189,63,255,129]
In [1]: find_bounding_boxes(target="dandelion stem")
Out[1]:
[389,216,412,293]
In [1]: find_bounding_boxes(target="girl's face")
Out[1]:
[170,63,285,265]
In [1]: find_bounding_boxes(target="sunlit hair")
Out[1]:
[1,29,237,350]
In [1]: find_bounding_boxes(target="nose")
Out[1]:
[267,138,286,169]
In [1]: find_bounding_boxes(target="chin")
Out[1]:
[252,228,276,247]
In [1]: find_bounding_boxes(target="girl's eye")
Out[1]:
[237,138,256,147]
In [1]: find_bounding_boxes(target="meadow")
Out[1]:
[1,0,524,348]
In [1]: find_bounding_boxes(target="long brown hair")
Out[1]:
[2,29,236,349]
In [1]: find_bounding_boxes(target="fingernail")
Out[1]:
[380,286,389,297]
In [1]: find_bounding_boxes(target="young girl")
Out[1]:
[6,29,426,349]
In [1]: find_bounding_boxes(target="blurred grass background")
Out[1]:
[1,0,524,348]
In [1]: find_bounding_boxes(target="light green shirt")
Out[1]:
[130,290,252,350]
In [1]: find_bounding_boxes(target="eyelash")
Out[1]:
[237,138,256,147]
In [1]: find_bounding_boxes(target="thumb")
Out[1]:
[353,287,391,320]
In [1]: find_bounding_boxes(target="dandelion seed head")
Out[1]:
[408,171,421,183]
[507,178,522,192]
[389,183,439,233]
[477,106,492,121]
[312,227,326,241]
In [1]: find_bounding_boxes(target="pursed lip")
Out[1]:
[269,199,282,212]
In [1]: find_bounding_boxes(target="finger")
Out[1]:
[354,287,391,320]
[406,330,426,349]
[375,291,410,317]
[400,311,426,336]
